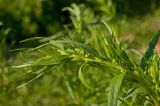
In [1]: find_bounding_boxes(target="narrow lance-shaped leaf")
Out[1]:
[17,72,44,89]
[140,31,160,71]
[78,63,93,90]
[122,87,138,98]
[17,66,53,89]
[68,40,98,55]
[101,20,113,35]
[108,71,125,106]
[64,79,77,103]
[20,37,44,43]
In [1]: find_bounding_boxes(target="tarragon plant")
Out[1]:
[13,22,160,106]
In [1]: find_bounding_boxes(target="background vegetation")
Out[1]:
[0,0,160,105]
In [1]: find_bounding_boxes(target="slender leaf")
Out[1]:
[78,63,93,90]
[108,71,125,106]
[101,20,113,35]
[122,87,138,98]
[17,72,44,89]
[20,37,44,43]
[68,40,98,55]
[140,31,160,71]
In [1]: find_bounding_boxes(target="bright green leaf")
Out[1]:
[108,71,125,106]
[78,63,93,90]
[140,31,160,71]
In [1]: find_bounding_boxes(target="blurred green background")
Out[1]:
[0,0,160,105]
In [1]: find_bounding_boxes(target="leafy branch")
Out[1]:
[13,22,160,105]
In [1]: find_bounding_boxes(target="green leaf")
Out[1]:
[68,40,98,55]
[10,48,32,51]
[122,87,138,98]
[78,63,93,90]
[17,66,53,89]
[26,43,50,52]
[17,72,44,89]
[140,31,160,71]
[13,56,65,68]
[108,71,125,106]
[20,37,44,43]
[101,20,113,35]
